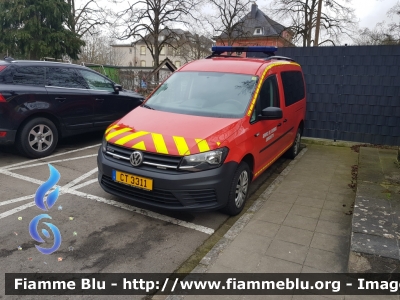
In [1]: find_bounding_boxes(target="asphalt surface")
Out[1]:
[0,131,289,299]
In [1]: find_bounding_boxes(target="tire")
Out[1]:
[221,162,251,216]
[16,118,58,158]
[286,128,301,159]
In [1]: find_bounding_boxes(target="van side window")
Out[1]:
[251,75,279,123]
[281,71,305,106]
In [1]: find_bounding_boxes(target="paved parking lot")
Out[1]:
[0,132,288,299]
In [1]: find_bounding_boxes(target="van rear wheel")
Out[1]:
[221,162,250,216]
[286,128,301,159]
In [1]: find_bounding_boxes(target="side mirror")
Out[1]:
[259,107,283,120]
[113,84,123,93]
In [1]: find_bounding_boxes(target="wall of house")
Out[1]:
[111,43,187,67]
[278,45,400,146]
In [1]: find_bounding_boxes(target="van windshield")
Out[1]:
[145,71,258,118]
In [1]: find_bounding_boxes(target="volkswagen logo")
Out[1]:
[130,151,143,167]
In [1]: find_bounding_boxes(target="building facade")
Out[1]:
[215,3,294,47]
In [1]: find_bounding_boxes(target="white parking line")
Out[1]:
[0,144,100,170]
[68,189,215,235]
[0,194,35,207]
[62,167,98,189]
[0,168,215,235]
[6,154,98,171]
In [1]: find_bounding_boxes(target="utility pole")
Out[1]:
[314,0,323,46]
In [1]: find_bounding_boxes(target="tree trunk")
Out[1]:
[397,146,400,162]
[314,0,323,46]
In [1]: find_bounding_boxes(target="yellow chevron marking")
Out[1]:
[105,128,131,141]
[247,62,291,117]
[152,133,169,154]
[105,124,118,134]
[216,142,221,146]
[195,139,210,152]
[173,136,190,156]
[114,131,149,145]
[132,141,146,150]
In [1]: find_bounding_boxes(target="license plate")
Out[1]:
[112,170,153,191]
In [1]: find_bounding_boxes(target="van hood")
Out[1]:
[105,107,242,156]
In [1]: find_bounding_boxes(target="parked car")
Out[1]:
[0,60,144,158]
[98,46,306,215]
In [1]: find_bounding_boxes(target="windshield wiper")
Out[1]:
[142,104,155,110]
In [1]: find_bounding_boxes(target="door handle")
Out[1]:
[96,98,104,101]
[55,97,66,102]
[283,119,288,123]
[277,123,282,127]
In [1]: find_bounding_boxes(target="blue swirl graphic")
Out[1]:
[30,164,62,255]
[29,214,62,255]
[35,164,60,211]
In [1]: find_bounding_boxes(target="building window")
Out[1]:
[167,46,174,56]
[129,48,132,54]
[152,61,154,66]
[175,61,181,68]
[160,47,165,55]
[140,60,146,67]
[140,46,146,55]
[254,27,263,35]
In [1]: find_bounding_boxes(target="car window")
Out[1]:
[46,67,87,89]
[13,66,45,86]
[78,70,114,92]
[145,71,258,118]
[251,75,280,122]
[281,71,305,106]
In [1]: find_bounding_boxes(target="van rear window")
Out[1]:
[281,71,305,106]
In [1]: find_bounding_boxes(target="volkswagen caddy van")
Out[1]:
[97,46,306,215]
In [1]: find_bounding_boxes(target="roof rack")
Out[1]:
[207,46,277,59]
[266,56,296,62]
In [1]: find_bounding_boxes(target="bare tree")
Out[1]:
[67,0,109,37]
[115,0,200,74]
[269,0,356,46]
[207,0,252,45]
[353,2,400,45]
[177,30,213,63]
[79,31,124,65]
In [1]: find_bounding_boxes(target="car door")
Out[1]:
[250,74,286,171]
[77,69,141,128]
[6,65,49,113]
[45,67,93,130]
[279,70,306,147]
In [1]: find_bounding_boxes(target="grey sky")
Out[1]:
[76,0,399,30]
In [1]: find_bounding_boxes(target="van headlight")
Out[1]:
[179,148,229,171]
[101,137,107,153]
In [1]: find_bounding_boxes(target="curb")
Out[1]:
[164,147,308,300]
[302,137,362,148]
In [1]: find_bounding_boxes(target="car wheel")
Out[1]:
[222,162,250,216]
[286,128,301,159]
[17,118,58,158]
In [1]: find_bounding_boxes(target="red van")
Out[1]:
[97,46,306,215]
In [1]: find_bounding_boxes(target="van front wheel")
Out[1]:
[222,162,250,216]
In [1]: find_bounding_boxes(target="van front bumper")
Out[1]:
[97,149,238,212]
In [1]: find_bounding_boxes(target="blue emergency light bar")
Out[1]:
[211,46,278,54]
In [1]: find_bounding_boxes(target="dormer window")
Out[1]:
[254,27,263,35]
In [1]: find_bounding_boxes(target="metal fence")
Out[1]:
[278,45,400,146]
